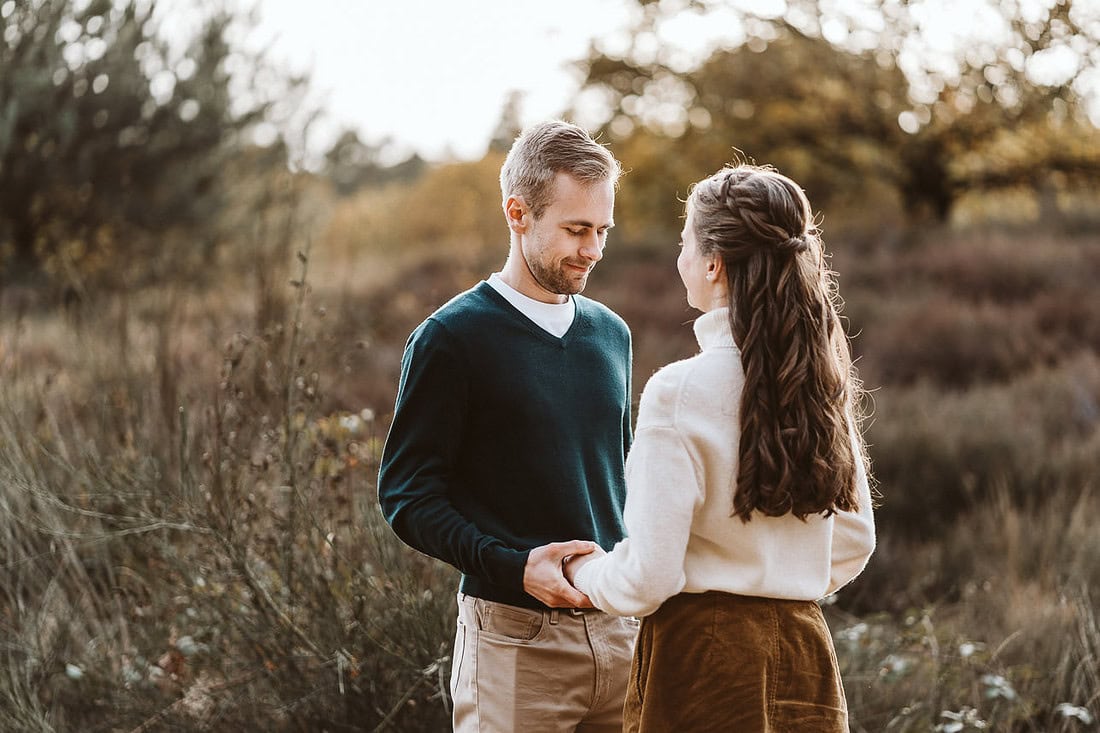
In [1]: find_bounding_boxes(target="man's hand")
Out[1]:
[523,540,598,608]
[563,545,605,585]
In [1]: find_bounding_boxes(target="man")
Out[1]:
[377,120,635,731]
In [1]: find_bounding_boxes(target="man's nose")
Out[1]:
[579,233,604,262]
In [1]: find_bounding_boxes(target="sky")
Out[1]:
[160,0,801,163]
[223,0,642,163]
[156,0,1097,165]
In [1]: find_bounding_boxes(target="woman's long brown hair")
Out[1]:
[688,164,868,521]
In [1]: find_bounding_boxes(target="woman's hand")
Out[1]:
[563,545,606,585]
[523,540,598,608]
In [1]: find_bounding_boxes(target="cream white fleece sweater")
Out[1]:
[573,307,876,618]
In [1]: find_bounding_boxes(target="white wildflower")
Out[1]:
[981,673,1017,701]
[936,707,988,731]
[958,641,983,658]
[837,622,868,642]
[339,414,363,435]
[176,635,200,657]
[1055,703,1094,724]
[880,653,911,676]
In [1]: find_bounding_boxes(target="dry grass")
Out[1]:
[836,483,1100,732]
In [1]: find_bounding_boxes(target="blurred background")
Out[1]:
[2,0,1099,730]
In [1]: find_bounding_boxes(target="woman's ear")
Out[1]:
[504,196,529,234]
[706,255,724,282]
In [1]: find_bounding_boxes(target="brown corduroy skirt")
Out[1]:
[623,591,848,733]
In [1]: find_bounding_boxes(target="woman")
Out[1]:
[566,164,876,732]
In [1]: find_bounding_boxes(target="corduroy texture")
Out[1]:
[624,591,848,733]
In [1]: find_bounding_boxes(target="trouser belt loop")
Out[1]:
[549,609,560,625]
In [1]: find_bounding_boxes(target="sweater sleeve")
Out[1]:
[573,367,703,617]
[826,419,877,595]
[377,319,529,588]
[622,332,634,458]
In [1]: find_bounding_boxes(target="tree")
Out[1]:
[322,129,426,196]
[488,90,525,153]
[0,0,298,293]
[573,0,1100,224]
[575,32,914,245]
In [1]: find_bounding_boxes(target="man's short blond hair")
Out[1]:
[499,121,622,220]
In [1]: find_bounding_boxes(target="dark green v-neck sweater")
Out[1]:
[377,281,632,609]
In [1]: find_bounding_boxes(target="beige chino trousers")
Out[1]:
[451,593,637,732]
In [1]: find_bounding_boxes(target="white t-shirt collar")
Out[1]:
[486,272,576,339]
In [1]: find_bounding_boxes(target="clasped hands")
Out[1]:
[521,540,606,609]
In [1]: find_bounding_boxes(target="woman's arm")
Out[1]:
[571,368,704,617]
[826,420,877,595]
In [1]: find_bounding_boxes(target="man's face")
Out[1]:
[520,172,615,302]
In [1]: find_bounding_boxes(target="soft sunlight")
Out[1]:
[152,0,1095,158]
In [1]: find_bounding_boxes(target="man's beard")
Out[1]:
[524,250,591,296]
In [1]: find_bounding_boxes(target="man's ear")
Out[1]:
[504,195,529,234]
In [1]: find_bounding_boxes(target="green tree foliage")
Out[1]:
[575,0,1100,224]
[322,129,426,196]
[0,0,294,293]
[488,90,524,152]
[581,33,912,247]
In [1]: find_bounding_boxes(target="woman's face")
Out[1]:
[677,205,716,312]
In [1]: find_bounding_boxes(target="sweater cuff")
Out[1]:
[572,560,598,602]
[491,546,531,590]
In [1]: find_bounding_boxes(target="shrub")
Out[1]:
[321,155,506,261]
[867,354,1100,537]
[834,482,1100,732]
[910,231,1091,304]
[858,295,1050,389]
[0,251,458,730]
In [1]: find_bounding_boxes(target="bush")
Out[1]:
[867,354,1100,537]
[0,251,458,730]
[0,0,301,293]
[321,155,506,262]
[843,229,1100,390]
[910,231,1092,304]
[858,295,1049,389]
[835,482,1100,732]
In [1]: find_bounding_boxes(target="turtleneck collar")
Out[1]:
[692,306,738,351]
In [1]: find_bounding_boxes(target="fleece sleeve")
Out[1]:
[826,419,877,595]
[376,319,529,588]
[573,367,703,617]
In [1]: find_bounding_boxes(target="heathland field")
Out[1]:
[3,192,1099,729]
[4,0,1100,729]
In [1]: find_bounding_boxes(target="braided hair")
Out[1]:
[688,164,868,521]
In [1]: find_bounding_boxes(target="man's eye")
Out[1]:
[568,229,585,236]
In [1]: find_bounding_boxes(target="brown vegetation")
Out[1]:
[3,173,1098,728]
[3,0,1099,729]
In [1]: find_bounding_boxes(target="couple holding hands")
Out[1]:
[378,121,875,732]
